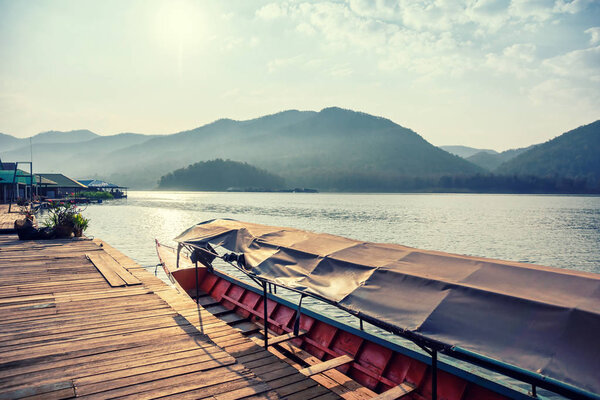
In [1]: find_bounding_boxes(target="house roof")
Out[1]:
[77,179,125,188]
[36,173,87,188]
[1,162,17,171]
[0,170,58,185]
[36,175,58,185]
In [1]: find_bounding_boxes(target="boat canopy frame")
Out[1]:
[174,219,600,400]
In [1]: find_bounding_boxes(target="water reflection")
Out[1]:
[83,191,600,273]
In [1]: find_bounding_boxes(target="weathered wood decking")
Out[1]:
[0,205,21,232]
[0,212,341,399]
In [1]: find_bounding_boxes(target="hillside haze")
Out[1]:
[497,120,600,183]
[3,109,598,193]
[465,146,535,171]
[440,146,498,158]
[1,107,481,190]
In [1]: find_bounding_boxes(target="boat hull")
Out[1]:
[156,241,522,400]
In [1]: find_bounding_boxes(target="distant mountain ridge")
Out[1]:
[440,145,498,158]
[465,146,535,171]
[2,107,481,189]
[1,109,598,192]
[0,129,101,152]
[497,120,600,183]
[440,145,535,171]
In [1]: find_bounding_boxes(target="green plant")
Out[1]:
[17,203,34,221]
[72,213,89,237]
[43,201,90,237]
[74,191,114,200]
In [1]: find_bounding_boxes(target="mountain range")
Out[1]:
[1,108,598,192]
[441,145,536,171]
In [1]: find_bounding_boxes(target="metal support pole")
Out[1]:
[263,281,269,349]
[293,294,305,336]
[360,318,364,331]
[195,261,199,304]
[531,384,537,398]
[432,349,438,400]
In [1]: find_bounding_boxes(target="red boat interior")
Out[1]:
[172,266,513,400]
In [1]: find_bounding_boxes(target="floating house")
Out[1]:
[77,179,128,198]
[36,173,88,199]
[0,161,57,203]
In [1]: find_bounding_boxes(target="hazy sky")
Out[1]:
[1,0,598,150]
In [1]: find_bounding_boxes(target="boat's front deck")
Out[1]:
[0,226,342,399]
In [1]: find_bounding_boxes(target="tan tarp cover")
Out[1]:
[175,219,600,395]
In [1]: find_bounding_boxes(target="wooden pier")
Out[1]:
[0,205,20,232]
[0,209,341,399]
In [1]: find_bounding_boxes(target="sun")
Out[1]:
[154,0,206,77]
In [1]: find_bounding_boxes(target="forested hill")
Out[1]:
[496,120,600,185]
[1,107,481,190]
[465,146,534,171]
[158,159,285,191]
[4,108,598,192]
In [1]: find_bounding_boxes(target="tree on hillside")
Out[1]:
[158,159,285,190]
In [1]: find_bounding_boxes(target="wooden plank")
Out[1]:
[112,370,260,400]
[299,355,354,377]
[85,253,126,287]
[212,382,272,400]
[274,341,376,400]
[234,321,261,335]
[284,384,332,400]
[0,380,74,400]
[86,252,140,286]
[204,304,235,316]
[72,351,234,388]
[267,330,307,346]
[0,341,221,385]
[75,364,249,399]
[370,383,415,400]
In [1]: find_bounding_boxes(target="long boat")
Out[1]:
[156,219,600,400]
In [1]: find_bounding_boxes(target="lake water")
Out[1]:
[82,191,600,274]
[78,191,599,398]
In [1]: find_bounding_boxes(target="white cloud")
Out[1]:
[486,43,538,78]
[554,0,594,14]
[347,0,398,20]
[396,0,469,32]
[296,22,316,35]
[509,0,556,21]
[543,45,600,81]
[586,27,600,45]
[267,55,304,73]
[529,77,599,108]
[467,0,511,31]
[329,64,353,77]
[255,3,288,20]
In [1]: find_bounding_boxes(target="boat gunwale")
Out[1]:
[164,245,540,400]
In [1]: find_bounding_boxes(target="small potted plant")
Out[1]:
[44,201,90,238]
[14,201,37,239]
[72,213,89,237]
